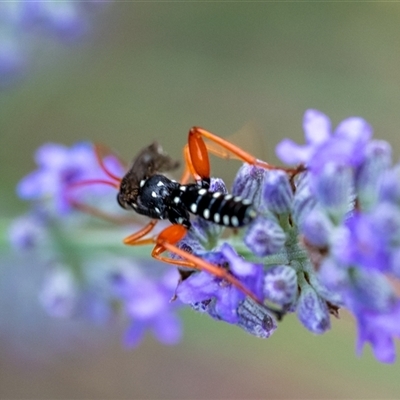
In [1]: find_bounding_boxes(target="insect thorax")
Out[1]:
[131,174,179,220]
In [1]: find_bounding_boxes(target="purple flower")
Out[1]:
[346,283,400,364]
[300,207,333,248]
[292,172,317,225]
[17,142,123,214]
[176,243,264,325]
[263,265,298,306]
[237,298,277,338]
[31,2,89,40]
[296,277,331,334]
[312,163,354,222]
[263,170,293,214]
[244,216,286,257]
[0,37,25,87]
[355,304,400,363]
[0,1,105,86]
[15,110,400,363]
[232,163,269,212]
[334,206,400,272]
[319,244,400,362]
[8,212,47,250]
[111,269,182,348]
[39,264,78,318]
[378,165,400,205]
[276,109,372,173]
[355,140,392,210]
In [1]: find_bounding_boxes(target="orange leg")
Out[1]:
[181,144,201,184]
[188,126,274,175]
[124,224,262,304]
[123,220,159,245]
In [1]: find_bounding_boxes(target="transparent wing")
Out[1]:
[126,142,180,185]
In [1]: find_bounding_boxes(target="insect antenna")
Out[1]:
[63,143,131,223]
[93,143,123,184]
[67,143,123,190]
[67,178,120,190]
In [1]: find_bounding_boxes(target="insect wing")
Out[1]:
[128,142,180,182]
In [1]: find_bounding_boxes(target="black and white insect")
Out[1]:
[117,142,257,229]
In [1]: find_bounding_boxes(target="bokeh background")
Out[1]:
[1,3,400,399]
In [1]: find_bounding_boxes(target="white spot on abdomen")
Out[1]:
[231,216,239,227]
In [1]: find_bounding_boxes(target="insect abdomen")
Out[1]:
[179,186,256,227]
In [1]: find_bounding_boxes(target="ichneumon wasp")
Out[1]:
[69,127,301,304]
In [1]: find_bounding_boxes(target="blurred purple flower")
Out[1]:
[39,264,78,318]
[276,109,372,173]
[334,205,400,272]
[342,273,400,364]
[17,142,122,214]
[8,212,47,250]
[111,269,183,348]
[263,170,293,214]
[354,301,400,363]
[0,36,25,86]
[0,1,106,85]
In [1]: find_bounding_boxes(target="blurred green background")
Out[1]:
[1,3,400,399]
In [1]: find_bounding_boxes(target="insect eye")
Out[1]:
[117,193,128,209]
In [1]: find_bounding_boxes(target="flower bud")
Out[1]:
[263,170,293,214]
[292,173,317,225]
[232,164,268,212]
[356,140,392,211]
[300,207,333,248]
[237,298,277,338]
[297,278,331,334]
[313,162,354,224]
[244,217,286,257]
[263,265,297,306]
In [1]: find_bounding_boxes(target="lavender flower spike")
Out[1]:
[13,109,400,364]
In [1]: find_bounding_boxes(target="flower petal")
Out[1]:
[303,109,331,145]
[275,139,312,165]
[152,313,183,345]
[335,117,372,143]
